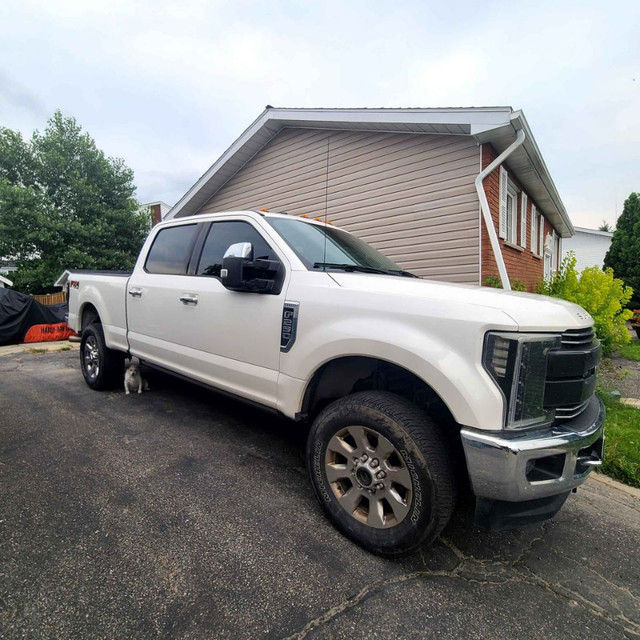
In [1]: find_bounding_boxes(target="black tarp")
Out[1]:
[0,288,68,345]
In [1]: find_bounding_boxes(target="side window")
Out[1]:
[197,221,278,277]
[145,224,198,274]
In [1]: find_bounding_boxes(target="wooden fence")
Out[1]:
[32,291,67,305]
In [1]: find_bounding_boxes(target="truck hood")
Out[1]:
[328,273,593,332]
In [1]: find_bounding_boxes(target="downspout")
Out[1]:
[475,128,526,291]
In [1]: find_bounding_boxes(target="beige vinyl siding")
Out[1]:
[200,128,480,283]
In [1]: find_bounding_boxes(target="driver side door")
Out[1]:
[171,218,289,408]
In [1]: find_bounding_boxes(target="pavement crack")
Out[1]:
[281,544,524,640]
[279,567,458,640]
[516,563,640,638]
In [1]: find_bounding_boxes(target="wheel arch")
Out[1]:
[79,302,101,332]
[301,355,458,430]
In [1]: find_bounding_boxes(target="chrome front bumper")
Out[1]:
[460,395,605,502]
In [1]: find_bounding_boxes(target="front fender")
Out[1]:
[279,316,507,430]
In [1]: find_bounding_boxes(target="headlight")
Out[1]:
[483,332,561,429]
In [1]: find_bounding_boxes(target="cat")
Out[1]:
[124,363,150,395]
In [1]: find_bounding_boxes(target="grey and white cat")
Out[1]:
[124,363,150,395]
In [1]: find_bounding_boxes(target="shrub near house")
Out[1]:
[539,253,633,355]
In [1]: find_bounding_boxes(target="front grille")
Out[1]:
[561,327,595,348]
[555,400,591,420]
[547,328,599,423]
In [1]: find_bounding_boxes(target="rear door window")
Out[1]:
[145,224,199,275]
[197,221,278,277]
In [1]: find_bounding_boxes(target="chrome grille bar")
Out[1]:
[561,328,595,348]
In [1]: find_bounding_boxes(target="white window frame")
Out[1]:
[531,204,538,254]
[506,184,518,244]
[520,193,528,248]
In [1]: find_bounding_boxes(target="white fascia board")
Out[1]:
[0,275,13,287]
[510,112,574,238]
[573,227,613,237]
[268,106,513,128]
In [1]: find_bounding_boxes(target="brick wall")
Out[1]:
[480,144,556,292]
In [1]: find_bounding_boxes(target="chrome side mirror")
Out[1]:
[223,242,253,260]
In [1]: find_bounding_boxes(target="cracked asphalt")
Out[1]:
[1,350,639,640]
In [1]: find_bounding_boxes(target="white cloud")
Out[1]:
[0,0,637,218]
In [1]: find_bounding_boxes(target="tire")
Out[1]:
[307,391,456,557]
[80,323,124,390]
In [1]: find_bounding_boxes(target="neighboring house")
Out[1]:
[167,107,571,291]
[141,201,172,227]
[562,227,613,273]
[0,262,18,277]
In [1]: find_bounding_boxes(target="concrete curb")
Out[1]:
[0,340,79,356]
[590,472,640,500]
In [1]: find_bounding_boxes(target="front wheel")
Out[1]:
[307,391,456,557]
[80,323,124,390]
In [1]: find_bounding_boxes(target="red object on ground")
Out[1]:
[23,323,76,343]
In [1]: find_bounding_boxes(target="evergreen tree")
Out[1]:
[0,111,149,293]
[604,192,640,308]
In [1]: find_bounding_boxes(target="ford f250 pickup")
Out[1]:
[66,210,605,556]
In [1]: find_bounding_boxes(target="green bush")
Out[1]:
[539,253,633,354]
[482,276,527,291]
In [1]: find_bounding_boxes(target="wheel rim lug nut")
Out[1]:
[361,454,368,462]
[376,482,384,490]
[370,459,379,468]
[376,470,386,479]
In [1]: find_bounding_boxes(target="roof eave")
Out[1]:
[167,107,572,237]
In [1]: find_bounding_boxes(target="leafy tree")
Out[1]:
[540,253,633,354]
[0,111,150,293]
[604,192,640,308]
[598,220,612,232]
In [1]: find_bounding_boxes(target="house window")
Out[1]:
[531,205,539,254]
[544,249,552,281]
[498,166,520,244]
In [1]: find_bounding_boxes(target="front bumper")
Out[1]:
[460,395,605,502]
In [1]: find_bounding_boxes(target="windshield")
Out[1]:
[266,217,414,275]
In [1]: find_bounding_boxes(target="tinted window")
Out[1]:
[197,221,278,277]
[145,224,198,274]
[266,217,403,271]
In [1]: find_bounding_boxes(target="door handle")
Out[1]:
[129,288,143,298]
[180,294,198,305]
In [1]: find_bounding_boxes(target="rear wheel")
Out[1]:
[307,391,456,556]
[80,323,124,390]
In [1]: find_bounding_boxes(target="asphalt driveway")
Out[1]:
[1,350,639,640]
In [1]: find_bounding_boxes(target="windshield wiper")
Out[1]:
[313,262,419,278]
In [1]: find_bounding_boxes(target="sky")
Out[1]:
[0,0,638,229]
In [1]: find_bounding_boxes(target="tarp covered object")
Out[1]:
[0,288,73,345]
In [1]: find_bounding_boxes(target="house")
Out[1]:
[0,261,18,277]
[0,275,12,288]
[561,227,613,273]
[167,107,572,291]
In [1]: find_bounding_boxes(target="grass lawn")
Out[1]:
[599,392,640,489]
[618,338,640,361]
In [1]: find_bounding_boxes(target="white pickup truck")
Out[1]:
[66,210,605,556]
